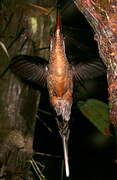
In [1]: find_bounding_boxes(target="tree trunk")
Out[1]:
[74,0,117,127]
[0,3,50,179]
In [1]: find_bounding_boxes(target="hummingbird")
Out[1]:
[9,4,106,177]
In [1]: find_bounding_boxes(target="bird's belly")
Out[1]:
[54,77,66,97]
[48,70,73,97]
[47,66,73,121]
[48,73,73,121]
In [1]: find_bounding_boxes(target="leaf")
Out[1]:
[78,99,111,136]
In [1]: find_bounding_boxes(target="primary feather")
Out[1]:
[10,55,48,86]
[72,59,106,82]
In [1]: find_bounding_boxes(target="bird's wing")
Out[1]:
[10,55,48,86]
[71,59,106,82]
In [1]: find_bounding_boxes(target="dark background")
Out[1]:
[33,0,116,179]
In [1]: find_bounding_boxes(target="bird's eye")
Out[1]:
[45,66,48,71]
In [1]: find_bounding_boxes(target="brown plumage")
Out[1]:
[9,8,106,177]
[47,13,73,121]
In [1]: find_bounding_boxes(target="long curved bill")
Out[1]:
[62,135,70,177]
[55,117,70,177]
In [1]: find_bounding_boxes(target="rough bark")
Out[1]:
[74,0,117,126]
[0,3,50,179]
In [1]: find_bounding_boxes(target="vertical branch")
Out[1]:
[74,0,117,126]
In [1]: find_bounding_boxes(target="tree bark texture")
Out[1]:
[74,0,117,126]
[0,3,50,179]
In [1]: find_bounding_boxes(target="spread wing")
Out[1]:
[71,59,106,82]
[10,55,48,86]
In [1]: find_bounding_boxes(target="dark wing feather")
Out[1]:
[71,59,106,82]
[10,55,48,86]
